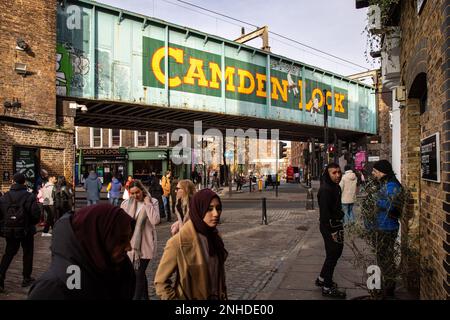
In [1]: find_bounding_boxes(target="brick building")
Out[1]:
[0,0,74,192]
[357,0,449,299]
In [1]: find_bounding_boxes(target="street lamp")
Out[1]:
[323,89,329,167]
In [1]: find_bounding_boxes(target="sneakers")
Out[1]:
[322,286,347,299]
[315,278,338,288]
[21,277,35,288]
[41,232,52,237]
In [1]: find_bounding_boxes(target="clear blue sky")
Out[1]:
[96,0,377,77]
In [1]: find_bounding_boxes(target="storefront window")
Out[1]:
[91,128,102,148]
[110,129,121,147]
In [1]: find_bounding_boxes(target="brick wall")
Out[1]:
[399,0,449,299]
[0,123,74,193]
[0,0,57,127]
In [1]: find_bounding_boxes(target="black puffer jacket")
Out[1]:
[0,184,40,236]
[28,214,135,300]
[317,171,344,232]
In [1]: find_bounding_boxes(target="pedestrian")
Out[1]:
[121,180,160,300]
[170,179,196,235]
[84,170,102,206]
[28,204,136,299]
[34,169,48,194]
[315,163,346,298]
[235,174,242,191]
[0,173,41,292]
[107,175,122,206]
[123,175,134,200]
[211,172,219,192]
[41,176,57,237]
[170,175,179,216]
[368,160,404,299]
[339,165,357,224]
[161,170,172,222]
[54,176,73,222]
[154,189,227,300]
[150,175,165,219]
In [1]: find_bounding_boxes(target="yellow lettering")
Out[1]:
[237,69,255,95]
[298,80,303,109]
[306,88,324,111]
[183,57,209,87]
[335,93,345,112]
[208,64,236,92]
[271,77,288,102]
[151,47,184,87]
[255,73,267,98]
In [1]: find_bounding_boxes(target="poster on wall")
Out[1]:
[421,132,440,182]
[14,147,38,189]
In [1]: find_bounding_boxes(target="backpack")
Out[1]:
[55,187,72,213]
[0,192,28,238]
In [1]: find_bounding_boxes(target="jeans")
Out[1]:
[134,259,150,300]
[109,197,119,206]
[0,233,34,280]
[162,195,171,221]
[86,200,98,206]
[319,222,344,288]
[342,203,355,224]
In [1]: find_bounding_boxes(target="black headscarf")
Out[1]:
[71,204,135,274]
[189,189,228,264]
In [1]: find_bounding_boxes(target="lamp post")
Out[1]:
[323,89,329,167]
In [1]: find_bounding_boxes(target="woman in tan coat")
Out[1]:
[154,189,228,300]
[121,180,160,300]
[170,179,196,235]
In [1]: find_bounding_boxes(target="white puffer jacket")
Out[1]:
[339,170,357,204]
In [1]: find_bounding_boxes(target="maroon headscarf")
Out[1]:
[189,189,227,264]
[71,204,135,274]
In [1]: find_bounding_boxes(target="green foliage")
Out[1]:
[345,176,419,299]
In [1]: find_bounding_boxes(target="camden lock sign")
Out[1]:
[421,132,440,183]
[143,37,348,119]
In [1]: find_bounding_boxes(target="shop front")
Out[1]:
[127,148,189,182]
[79,148,127,185]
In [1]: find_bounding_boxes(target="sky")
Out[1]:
[95,0,379,77]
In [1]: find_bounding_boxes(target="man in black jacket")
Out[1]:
[315,163,346,298]
[0,173,41,292]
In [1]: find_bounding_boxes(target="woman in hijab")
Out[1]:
[28,204,136,300]
[170,179,196,236]
[121,180,160,300]
[154,189,228,300]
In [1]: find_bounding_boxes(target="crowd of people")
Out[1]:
[0,158,404,300]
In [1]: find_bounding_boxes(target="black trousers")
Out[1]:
[43,205,55,233]
[0,233,34,280]
[134,259,150,300]
[319,223,344,288]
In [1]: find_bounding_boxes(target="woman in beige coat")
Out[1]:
[121,180,160,300]
[170,179,196,235]
[155,189,227,300]
[339,165,358,224]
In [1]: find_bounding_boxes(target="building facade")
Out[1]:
[358,0,450,299]
[0,0,74,193]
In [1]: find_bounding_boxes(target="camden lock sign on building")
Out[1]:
[421,132,440,183]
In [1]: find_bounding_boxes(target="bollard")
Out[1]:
[262,197,268,225]
[306,188,314,210]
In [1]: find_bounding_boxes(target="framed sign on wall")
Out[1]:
[420,132,440,183]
